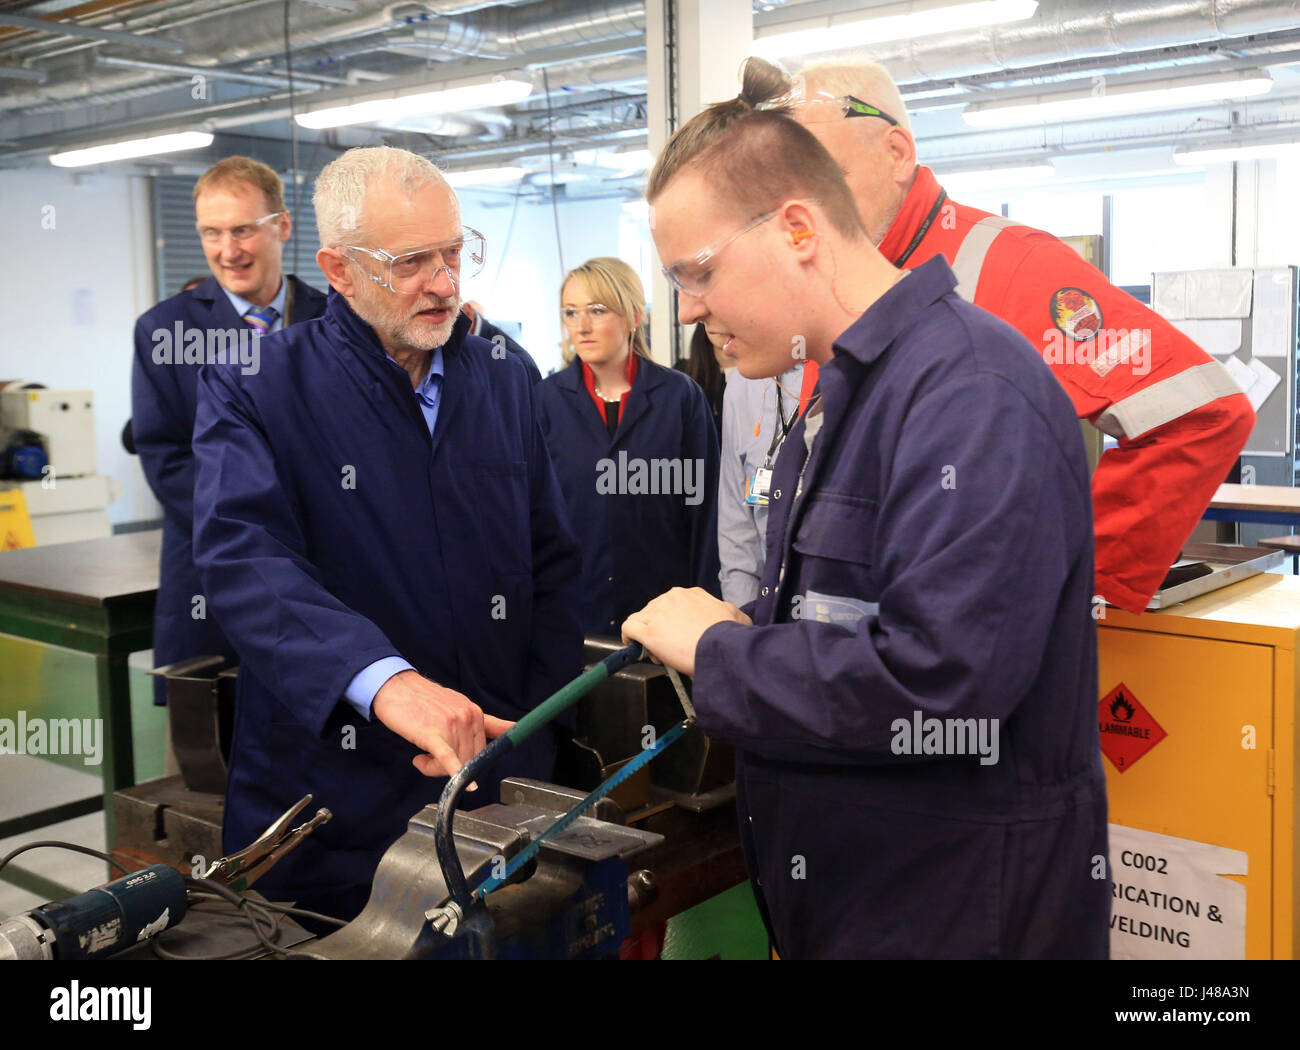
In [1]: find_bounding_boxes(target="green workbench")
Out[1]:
[0,530,160,852]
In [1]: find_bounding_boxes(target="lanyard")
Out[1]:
[893,188,948,268]
[763,385,797,467]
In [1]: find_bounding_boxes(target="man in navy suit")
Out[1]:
[131,157,328,707]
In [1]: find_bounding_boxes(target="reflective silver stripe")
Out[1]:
[1095,360,1244,439]
[950,216,1020,302]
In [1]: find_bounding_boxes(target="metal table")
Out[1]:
[0,530,159,850]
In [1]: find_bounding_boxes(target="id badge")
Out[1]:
[744,466,773,507]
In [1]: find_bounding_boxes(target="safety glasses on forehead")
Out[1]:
[758,88,902,127]
[660,200,819,298]
[340,227,485,294]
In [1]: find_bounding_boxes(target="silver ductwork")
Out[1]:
[0,0,645,112]
[295,0,645,66]
[5,0,1300,157]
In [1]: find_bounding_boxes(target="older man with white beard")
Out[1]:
[191,146,583,922]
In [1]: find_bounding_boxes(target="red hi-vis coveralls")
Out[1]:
[878,166,1255,613]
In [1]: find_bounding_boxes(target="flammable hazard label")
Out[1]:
[1099,682,1167,772]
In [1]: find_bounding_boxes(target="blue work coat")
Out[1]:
[192,293,584,920]
[536,356,720,636]
[131,275,327,702]
[694,258,1109,959]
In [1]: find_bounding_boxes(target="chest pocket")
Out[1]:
[790,491,879,613]
[472,459,531,576]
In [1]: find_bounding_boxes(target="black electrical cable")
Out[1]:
[152,889,282,961]
[541,67,565,276]
[252,899,348,927]
[149,877,324,960]
[0,840,131,879]
[284,0,300,274]
[1,839,342,959]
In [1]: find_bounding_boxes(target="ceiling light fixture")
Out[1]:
[49,131,214,167]
[753,0,1038,59]
[296,76,533,130]
[963,70,1273,128]
[934,162,1055,192]
[1173,137,1300,166]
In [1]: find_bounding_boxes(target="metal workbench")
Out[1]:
[0,530,159,851]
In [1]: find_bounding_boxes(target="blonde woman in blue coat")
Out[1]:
[536,257,721,637]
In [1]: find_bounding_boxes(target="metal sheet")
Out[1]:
[1147,544,1287,609]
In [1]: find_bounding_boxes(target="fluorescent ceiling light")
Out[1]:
[753,0,1037,59]
[936,162,1055,192]
[900,86,967,103]
[49,130,213,167]
[963,71,1273,128]
[444,165,526,187]
[296,76,532,130]
[1174,139,1300,166]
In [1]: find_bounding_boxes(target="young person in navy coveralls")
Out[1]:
[623,61,1109,960]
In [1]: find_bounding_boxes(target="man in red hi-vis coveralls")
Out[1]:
[751,57,1253,614]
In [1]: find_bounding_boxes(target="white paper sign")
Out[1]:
[1172,318,1243,357]
[1186,269,1254,319]
[1109,824,1247,960]
[1223,355,1282,412]
[1245,357,1282,411]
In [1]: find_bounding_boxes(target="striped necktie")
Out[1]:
[242,305,279,335]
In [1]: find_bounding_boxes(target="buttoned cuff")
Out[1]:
[344,656,414,720]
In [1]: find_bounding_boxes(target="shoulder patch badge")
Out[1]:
[1051,287,1102,342]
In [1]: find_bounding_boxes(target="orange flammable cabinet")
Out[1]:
[1097,572,1300,959]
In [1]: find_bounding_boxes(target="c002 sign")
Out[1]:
[1108,824,1247,960]
[1121,850,1169,874]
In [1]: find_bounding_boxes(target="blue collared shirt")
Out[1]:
[343,347,445,719]
[222,277,288,333]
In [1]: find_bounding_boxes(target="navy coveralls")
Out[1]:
[192,293,584,919]
[131,275,327,701]
[536,356,720,636]
[693,258,1110,959]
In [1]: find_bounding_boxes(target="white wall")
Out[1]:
[1247,157,1300,269]
[458,191,645,377]
[1110,181,1223,286]
[0,169,160,526]
[955,172,1227,287]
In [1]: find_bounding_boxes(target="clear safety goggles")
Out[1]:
[660,200,819,298]
[342,227,486,294]
[561,303,615,327]
[756,85,902,127]
[196,211,284,245]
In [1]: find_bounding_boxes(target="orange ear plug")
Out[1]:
[791,230,814,244]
